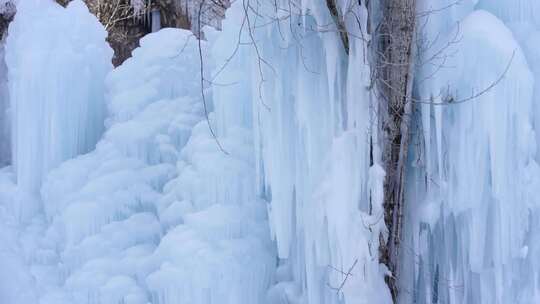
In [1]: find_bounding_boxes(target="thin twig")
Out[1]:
[198,0,229,155]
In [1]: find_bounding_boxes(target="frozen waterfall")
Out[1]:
[0,0,540,303]
[214,1,391,303]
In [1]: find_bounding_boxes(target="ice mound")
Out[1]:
[34,26,275,304]
[145,120,275,304]
[34,28,205,303]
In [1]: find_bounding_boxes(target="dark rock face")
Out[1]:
[0,2,15,40]
[155,0,192,29]
[106,13,152,67]
[56,0,156,66]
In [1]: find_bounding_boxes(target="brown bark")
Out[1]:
[375,0,416,301]
[325,0,349,54]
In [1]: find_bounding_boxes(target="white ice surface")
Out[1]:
[403,2,540,304]
[2,0,538,303]
[211,1,392,303]
[1,3,276,300]
[6,0,112,193]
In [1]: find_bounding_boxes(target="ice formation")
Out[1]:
[402,1,540,303]
[1,0,540,303]
[21,24,268,303]
[0,40,8,166]
[210,1,392,303]
[1,1,275,301]
[6,0,112,193]
[0,0,386,301]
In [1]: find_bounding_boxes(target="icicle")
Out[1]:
[6,0,112,193]
[405,5,540,304]
[151,8,161,32]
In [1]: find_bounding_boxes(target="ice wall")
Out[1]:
[7,0,540,303]
[47,1,393,301]
[31,27,275,304]
[213,1,392,303]
[5,0,112,193]
[0,1,112,303]
[402,1,540,303]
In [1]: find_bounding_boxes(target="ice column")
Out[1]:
[5,0,112,192]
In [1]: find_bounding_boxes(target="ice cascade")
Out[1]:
[212,1,392,303]
[3,0,540,303]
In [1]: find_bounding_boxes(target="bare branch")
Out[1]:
[327,259,359,295]
[414,50,516,106]
[197,0,229,155]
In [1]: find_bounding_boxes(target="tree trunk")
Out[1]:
[375,0,416,301]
